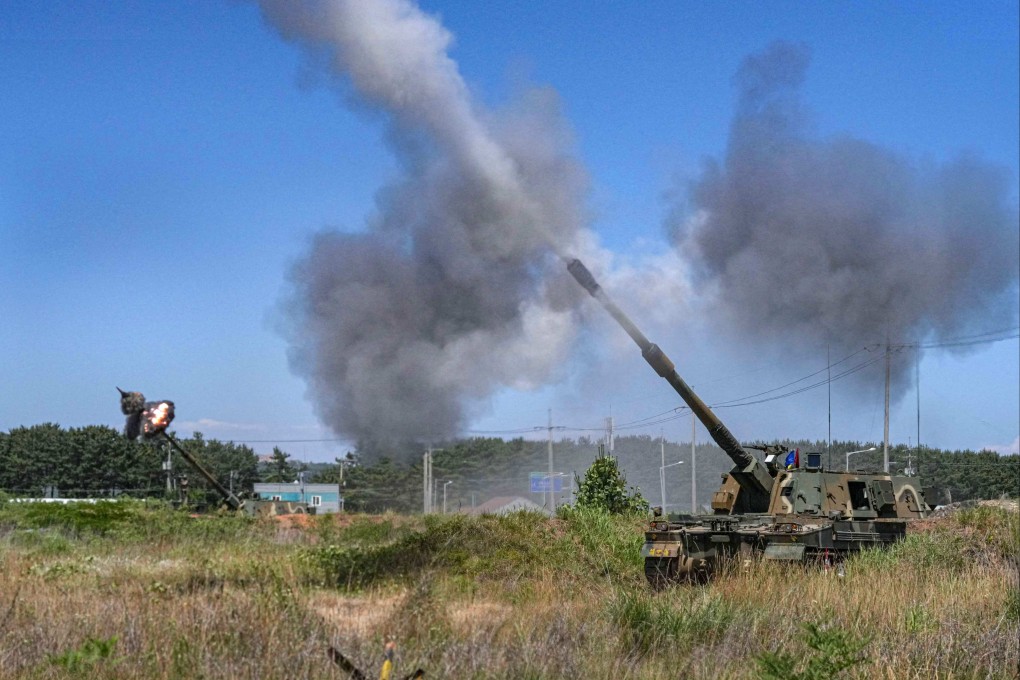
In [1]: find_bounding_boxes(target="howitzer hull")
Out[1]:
[643,513,913,587]
[643,467,930,586]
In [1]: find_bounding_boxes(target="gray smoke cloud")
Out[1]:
[670,42,1019,390]
[259,0,588,446]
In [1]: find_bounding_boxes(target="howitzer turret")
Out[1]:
[567,258,773,512]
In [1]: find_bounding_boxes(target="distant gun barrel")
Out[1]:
[117,387,243,511]
[163,433,243,511]
[567,258,771,506]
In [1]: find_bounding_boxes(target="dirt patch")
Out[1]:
[310,592,405,637]
[930,499,1019,517]
[978,499,1019,513]
[271,513,317,529]
[447,600,513,635]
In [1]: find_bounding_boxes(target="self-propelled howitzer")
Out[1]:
[567,258,773,513]
[565,259,932,586]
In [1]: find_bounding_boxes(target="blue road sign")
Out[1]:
[530,472,569,493]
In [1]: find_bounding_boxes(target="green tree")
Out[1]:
[342,456,420,513]
[574,450,649,514]
[0,424,161,498]
[312,451,356,485]
[263,446,297,483]
[69,425,161,497]
[0,424,70,495]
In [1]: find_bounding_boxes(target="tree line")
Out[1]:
[1,424,1016,512]
[0,424,302,505]
[315,436,1019,514]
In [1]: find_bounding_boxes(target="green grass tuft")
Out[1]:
[755,621,870,680]
[609,588,736,655]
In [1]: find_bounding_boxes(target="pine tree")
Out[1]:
[264,447,297,483]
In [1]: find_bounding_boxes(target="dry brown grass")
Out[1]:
[0,504,1016,679]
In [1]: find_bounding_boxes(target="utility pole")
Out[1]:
[659,430,666,513]
[422,450,428,514]
[423,448,433,514]
[164,441,173,494]
[916,345,921,477]
[691,411,697,513]
[443,480,452,514]
[884,341,891,473]
[827,342,832,471]
[547,409,555,512]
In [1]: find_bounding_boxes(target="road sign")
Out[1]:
[530,472,570,493]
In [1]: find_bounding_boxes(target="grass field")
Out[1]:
[0,500,1016,679]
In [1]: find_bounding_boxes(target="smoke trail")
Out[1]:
[260,0,587,447]
[669,42,1019,390]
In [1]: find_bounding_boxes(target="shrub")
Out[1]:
[755,621,871,680]
[48,636,120,673]
[573,453,649,514]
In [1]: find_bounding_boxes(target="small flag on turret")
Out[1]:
[785,448,800,470]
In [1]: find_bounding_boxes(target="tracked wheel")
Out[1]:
[645,556,679,590]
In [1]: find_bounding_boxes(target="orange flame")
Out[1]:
[143,401,173,436]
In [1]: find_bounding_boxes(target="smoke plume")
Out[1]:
[260,0,588,445]
[670,42,1019,389]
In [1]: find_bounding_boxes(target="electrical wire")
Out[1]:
[220,331,1016,446]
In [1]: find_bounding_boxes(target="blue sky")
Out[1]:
[2,1,1017,461]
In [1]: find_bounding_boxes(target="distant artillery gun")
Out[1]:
[118,388,307,516]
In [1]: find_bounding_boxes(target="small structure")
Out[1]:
[467,495,551,517]
[254,482,342,514]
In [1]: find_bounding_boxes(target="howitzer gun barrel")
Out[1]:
[163,433,243,510]
[566,258,761,476]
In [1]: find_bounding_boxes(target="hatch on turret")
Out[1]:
[769,472,825,516]
[870,479,896,511]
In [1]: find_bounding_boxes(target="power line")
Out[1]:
[215,331,1017,446]
[919,461,1020,467]
[711,347,881,408]
[892,327,1020,349]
